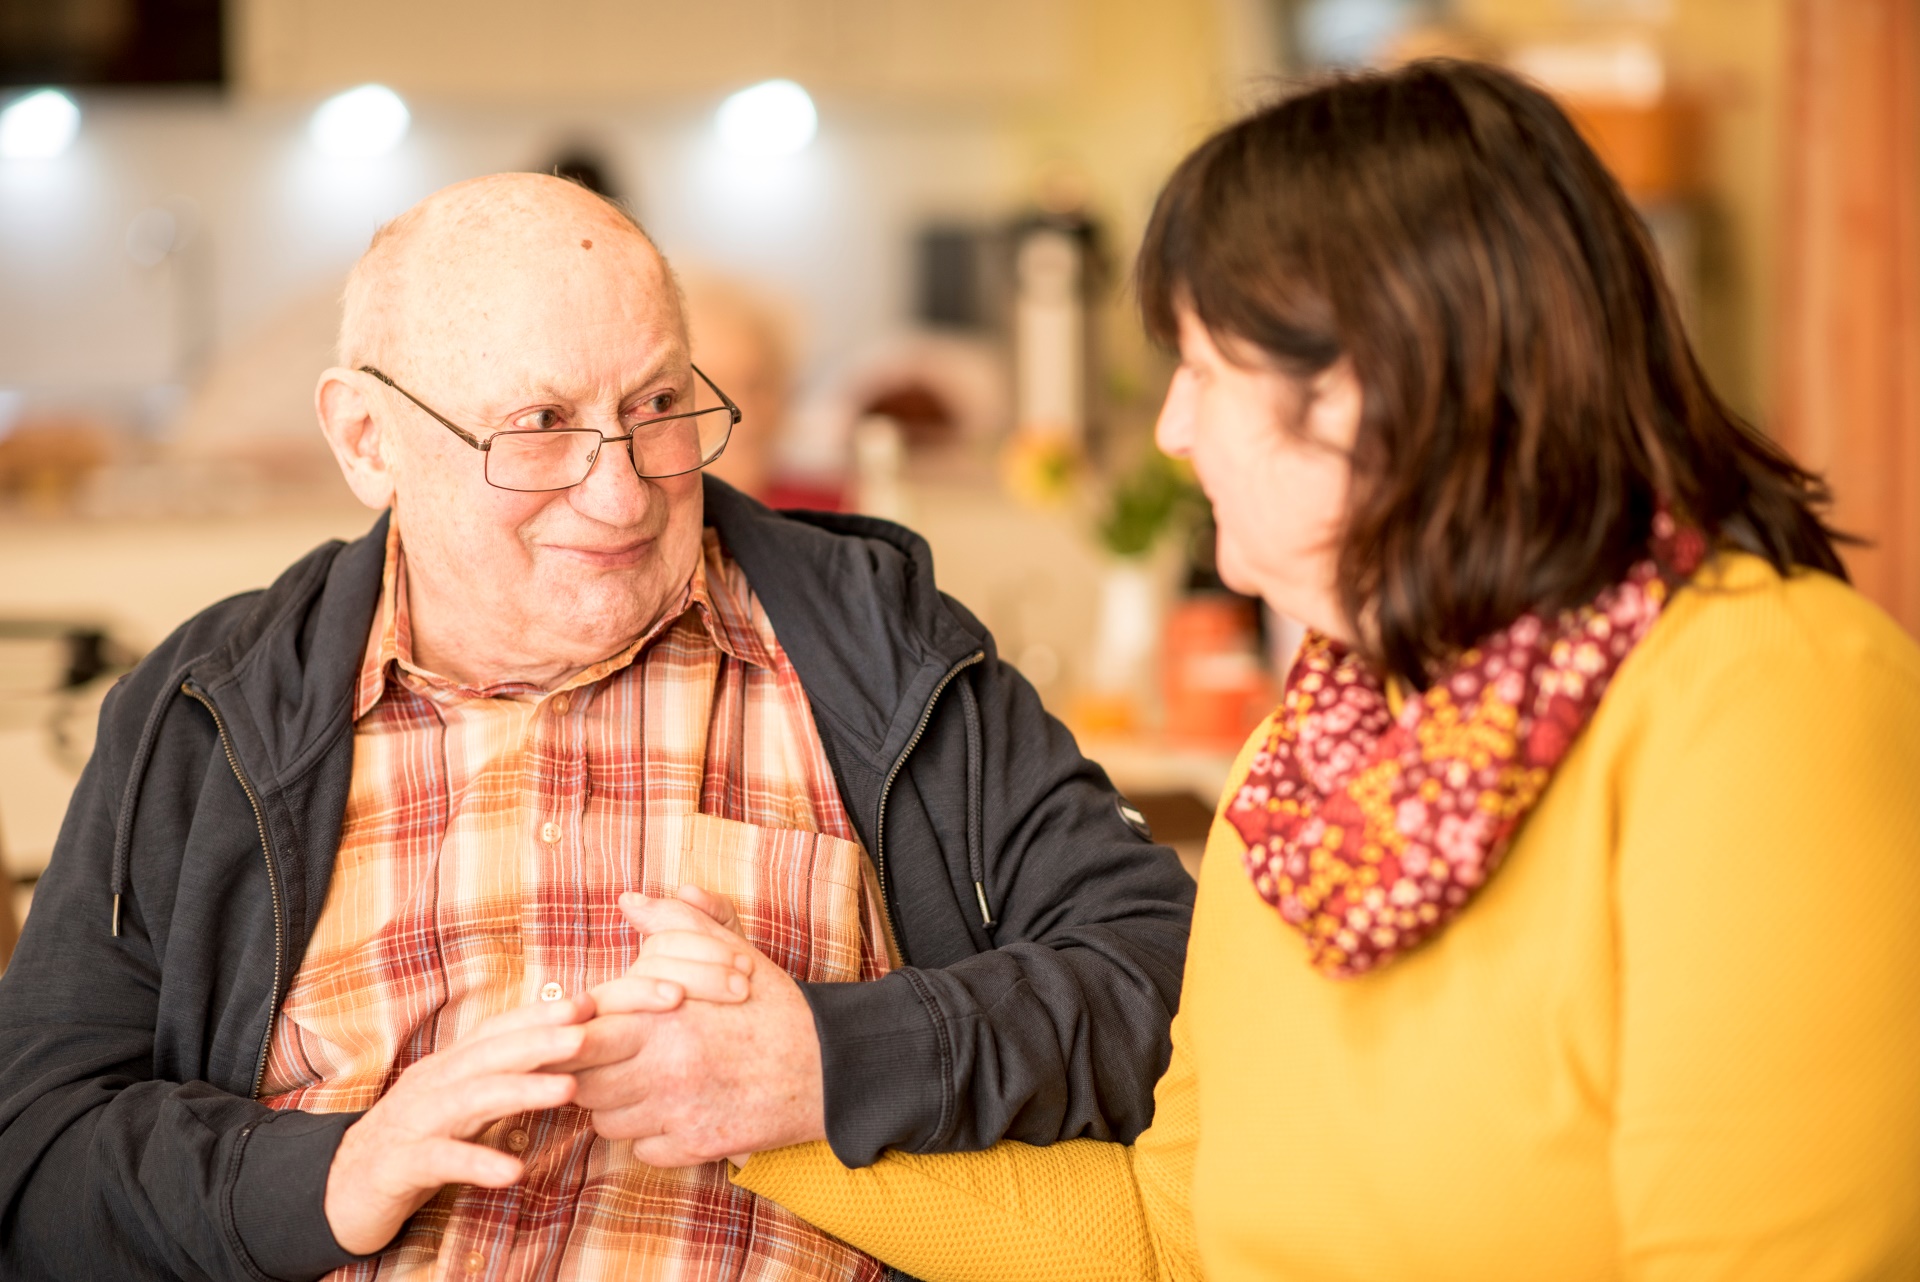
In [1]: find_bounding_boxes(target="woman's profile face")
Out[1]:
[1156,306,1358,641]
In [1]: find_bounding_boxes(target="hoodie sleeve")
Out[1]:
[806,632,1197,1166]
[0,681,364,1282]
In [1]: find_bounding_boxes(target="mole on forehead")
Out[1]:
[394,233,647,297]
[385,225,653,303]
[382,190,634,263]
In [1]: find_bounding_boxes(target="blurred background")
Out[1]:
[2,0,1916,956]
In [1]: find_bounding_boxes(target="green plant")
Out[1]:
[1096,452,1202,559]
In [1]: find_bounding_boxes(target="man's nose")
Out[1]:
[568,430,655,522]
[1155,370,1196,459]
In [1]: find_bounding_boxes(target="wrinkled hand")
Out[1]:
[323,980,674,1257]
[564,886,826,1168]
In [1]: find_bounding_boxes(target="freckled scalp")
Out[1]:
[337,173,684,376]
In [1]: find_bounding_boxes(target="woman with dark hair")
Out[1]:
[652,60,1920,1278]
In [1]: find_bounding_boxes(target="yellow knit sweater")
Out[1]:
[735,554,1920,1281]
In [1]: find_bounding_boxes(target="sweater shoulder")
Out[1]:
[1607,552,1920,720]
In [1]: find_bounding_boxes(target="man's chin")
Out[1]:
[539,575,683,650]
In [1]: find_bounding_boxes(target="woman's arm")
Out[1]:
[735,1007,1203,1282]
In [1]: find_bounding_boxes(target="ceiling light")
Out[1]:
[0,89,81,160]
[716,80,817,158]
[309,84,411,158]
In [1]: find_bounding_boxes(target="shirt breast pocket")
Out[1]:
[667,812,890,985]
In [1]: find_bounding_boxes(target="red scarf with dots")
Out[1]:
[1227,517,1706,978]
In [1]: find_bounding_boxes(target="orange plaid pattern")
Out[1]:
[261,524,888,1282]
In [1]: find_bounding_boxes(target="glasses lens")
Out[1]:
[480,376,735,490]
[632,406,732,478]
[487,429,602,492]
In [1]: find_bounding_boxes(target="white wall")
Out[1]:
[0,89,1031,430]
[1,0,1256,434]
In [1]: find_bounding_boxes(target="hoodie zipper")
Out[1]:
[872,650,985,964]
[182,682,284,1100]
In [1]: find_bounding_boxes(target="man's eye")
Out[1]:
[513,408,564,431]
[639,392,677,417]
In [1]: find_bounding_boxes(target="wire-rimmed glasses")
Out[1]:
[359,364,740,492]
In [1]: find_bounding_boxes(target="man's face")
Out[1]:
[375,218,705,675]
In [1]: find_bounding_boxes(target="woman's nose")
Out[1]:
[1155,370,1197,458]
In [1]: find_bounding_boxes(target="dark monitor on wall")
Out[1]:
[0,0,225,88]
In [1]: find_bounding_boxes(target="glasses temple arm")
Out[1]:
[358,366,487,451]
[692,364,743,425]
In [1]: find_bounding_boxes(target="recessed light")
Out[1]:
[0,89,81,160]
[716,80,818,158]
[310,84,411,159]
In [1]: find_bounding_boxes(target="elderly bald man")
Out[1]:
[0,174,1193,1282]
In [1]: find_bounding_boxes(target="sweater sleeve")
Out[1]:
[1611,586,1920,1280]
[735,1004,1203,1282]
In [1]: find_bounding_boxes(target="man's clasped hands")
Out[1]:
[324,889,788,1255]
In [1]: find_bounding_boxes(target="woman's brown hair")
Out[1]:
[1139,59,1847,688]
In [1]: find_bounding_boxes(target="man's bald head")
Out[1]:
[337,173,684,374]
[316,171,711,690]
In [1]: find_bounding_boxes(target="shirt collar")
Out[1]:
[353,521,772,720]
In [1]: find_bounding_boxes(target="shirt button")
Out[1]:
[551,694,571,715]
[540,981,564,1001]
[506,1128,530,1152]
[464,1249,486,1273]
[540,821,562,844]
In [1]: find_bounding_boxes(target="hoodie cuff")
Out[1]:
[230,1108,373,1281]
[803,971,949,1168]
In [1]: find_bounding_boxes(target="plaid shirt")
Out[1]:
[261,524,888,1282]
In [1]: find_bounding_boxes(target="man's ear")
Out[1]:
[316,367,397,510]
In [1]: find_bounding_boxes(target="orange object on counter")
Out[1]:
[1161,594,1271,750]
[1563,96,1700,204]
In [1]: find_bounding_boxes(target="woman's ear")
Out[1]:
[1303,357,1364,455]
[316,368,397,510]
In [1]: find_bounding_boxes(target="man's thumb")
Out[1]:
[616,891,673,933]
[616,889,738,937]
[674,883,742,932]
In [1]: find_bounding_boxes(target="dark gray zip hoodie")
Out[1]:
[0,477,1194,1282]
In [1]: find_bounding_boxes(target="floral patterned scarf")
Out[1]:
[1227,515,1706,978]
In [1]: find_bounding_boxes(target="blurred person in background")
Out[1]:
[0,173,1193,1281]
[624,61,1920,1280]
[680,270,799,501]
